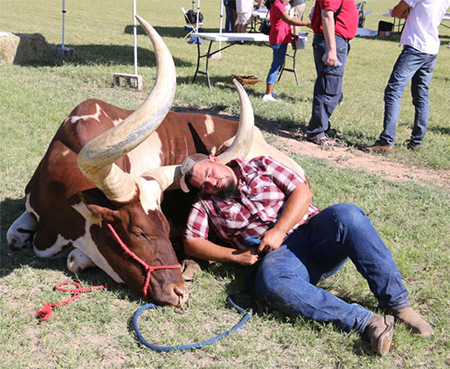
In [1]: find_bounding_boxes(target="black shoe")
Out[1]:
[406,141,422,151]
[325,129,341,138]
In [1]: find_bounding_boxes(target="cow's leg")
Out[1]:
[7,211,37,249]
[67,249,96,273]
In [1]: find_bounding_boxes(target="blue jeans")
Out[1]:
[380,45,437,147]
[307,34,350,140]
[254,203,410,334]
[266,43,288,86]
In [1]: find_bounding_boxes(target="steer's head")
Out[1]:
[78,180,187,306]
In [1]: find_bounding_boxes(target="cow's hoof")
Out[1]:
[67,249,95,273]
[7,211,36,249]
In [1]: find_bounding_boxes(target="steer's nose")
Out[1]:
[152,281,189,307]
[174,285,189,306]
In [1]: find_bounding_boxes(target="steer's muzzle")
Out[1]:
[149,279,189,308]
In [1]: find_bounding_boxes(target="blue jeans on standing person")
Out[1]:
[224,0,231,32]
[254,203,410,334]
[266,43,288,85]
[379,45,437,147]
[307,33,350,140]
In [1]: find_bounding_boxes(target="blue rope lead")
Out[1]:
[133,296,252,352]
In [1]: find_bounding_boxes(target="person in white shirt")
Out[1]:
[361,0,450,152]
[236,0,261,33]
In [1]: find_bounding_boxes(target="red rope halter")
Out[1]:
[35,223,181,321]
[105,223,181,300]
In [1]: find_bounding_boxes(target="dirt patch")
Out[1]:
[271,129,449,191]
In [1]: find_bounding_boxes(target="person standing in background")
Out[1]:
[306,0,358,146]
[289,0,306,35]
[263,0,311,102]
[227,0,238,32]
[360,0,450,152]
[236,0,261,33]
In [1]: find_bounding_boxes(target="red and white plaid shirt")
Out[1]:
[184,156,320,250]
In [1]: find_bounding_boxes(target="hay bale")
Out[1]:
[0,32,49,65]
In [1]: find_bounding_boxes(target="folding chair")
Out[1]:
[181,6,203,39]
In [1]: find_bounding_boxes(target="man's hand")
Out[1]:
[324,49,338,66]
[232,248,259,266]
[257,227,285,255]
[391,1,410,20]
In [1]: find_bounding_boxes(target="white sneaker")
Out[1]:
[262,94,279,102]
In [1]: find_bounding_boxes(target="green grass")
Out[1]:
[1,0,449,368]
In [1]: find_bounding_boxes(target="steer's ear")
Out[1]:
[84,204,116,227]
[77,192,116,226]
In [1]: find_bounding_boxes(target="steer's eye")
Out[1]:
[130,225,157,242]
[130,226,148,239]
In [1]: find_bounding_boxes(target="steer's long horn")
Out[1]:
[147,79,254,191]
[77,15,176,202]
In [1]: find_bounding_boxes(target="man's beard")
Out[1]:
[217,181,238,199]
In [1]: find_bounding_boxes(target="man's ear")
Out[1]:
[209,155,220,163]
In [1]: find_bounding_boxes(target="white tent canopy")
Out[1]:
[59,0,140,75]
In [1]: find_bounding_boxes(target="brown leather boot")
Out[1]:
[392,307,434,338]
[359,140,393,152]
[364,314,395,355]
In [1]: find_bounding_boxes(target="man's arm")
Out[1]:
[321,9,338,66]
[257,182,313,254]
[184,238,259,266]
[391,0,410,20]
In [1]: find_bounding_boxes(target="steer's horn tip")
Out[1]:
[135,15,150,28]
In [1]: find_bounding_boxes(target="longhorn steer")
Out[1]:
[7,17,307,305]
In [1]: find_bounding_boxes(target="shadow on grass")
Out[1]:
[16,43,193,68]
[123,24,223,38]
[428,124,450,136]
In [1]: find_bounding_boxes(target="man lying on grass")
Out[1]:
[180,154,433,355]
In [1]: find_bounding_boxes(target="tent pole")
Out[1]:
[61,0,66,48]
[212,0,223,59]
[196,0,201,31]
[133,0,138,76]
[57,0,74,57]
[112,0,142,90]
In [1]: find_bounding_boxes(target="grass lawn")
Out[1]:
[1,0,449,368]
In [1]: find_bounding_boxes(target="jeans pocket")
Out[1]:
[323,74,342,96]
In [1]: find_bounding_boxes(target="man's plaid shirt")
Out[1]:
[183,156,320,249]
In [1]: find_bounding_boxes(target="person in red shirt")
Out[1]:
[263,0,311,102]
[306,0,358,145]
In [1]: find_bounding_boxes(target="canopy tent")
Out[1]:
[58,0,142,88]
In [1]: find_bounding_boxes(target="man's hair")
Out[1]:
[183,167,195,192]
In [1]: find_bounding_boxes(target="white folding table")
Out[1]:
[251,7,270,32]
[190,32,307,89]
